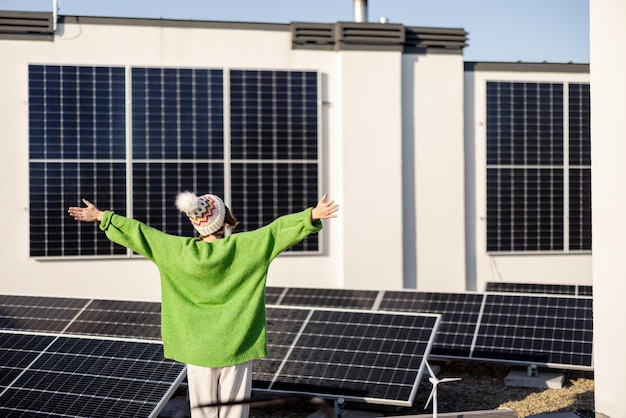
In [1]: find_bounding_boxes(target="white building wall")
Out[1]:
[406,52,467,291]
[590,0,626,416]
[466,69,592,292]
[338,49,405,289]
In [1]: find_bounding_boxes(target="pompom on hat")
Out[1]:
[175,191,226,236]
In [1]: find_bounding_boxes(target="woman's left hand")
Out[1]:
[312,194,339,220]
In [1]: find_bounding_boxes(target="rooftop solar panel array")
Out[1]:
[266,286,594,370]
[0,295,185,418]
[1,294,442,413]
[0,286,593,416]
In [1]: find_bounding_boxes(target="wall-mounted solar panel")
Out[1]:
[256,306,441,406]
[28,64,128,258]
[229,69,320,253]
[0,295,185,418]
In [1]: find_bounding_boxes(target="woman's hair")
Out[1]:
[213,206,239,237]
[224,207,239,229]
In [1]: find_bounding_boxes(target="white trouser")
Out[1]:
[187,361,252,418]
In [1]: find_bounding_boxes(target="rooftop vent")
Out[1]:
[404,26,468,50]
[0,10,54,41]
[336,22,405,50]
[291,22,334,50]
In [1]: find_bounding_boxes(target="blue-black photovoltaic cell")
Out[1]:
[29,161,128,257]
[256,307,440,406]
[28,65,126,161]
[473,294,593,368]
[229,70,318,161]
[131,67,224,161]
[379,291,484,359]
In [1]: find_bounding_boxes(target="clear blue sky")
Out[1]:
[2,0,589,63]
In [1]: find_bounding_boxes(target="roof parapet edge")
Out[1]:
[465,61,590,73]
[59,15,288,31]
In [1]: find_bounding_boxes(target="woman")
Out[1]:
[68,192,339,418]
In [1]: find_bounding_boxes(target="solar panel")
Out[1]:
[229,69,320,253]
[255,306,441,406]
[473,293,593,368]
[0,296,185,418]
[379,291,484,359]
[28,64,128,258]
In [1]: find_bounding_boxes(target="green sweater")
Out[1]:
[99,208,322,368]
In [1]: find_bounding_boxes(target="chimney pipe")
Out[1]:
[354,0,368,22]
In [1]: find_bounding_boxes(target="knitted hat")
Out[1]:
[175,191,226,236]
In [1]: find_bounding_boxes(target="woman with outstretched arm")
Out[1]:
[68,192,339,418]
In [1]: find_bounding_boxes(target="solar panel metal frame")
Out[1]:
[256,305,442,407]
[0,295,186,418]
